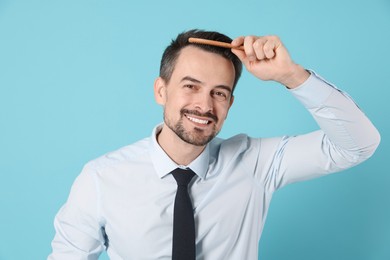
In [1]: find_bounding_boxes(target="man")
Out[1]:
[49,29,380,259]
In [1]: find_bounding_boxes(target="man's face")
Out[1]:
[155,46,235,146]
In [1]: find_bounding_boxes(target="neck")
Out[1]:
[157,125,205,166]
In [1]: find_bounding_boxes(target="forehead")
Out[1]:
[176,46,232,67]
[171,46,235,86]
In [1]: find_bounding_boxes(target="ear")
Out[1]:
[154,77,167,105]
[229,95,235,108]
[225,95,235,119]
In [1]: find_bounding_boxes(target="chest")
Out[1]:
[100,165,267,259]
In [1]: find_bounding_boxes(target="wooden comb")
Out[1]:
[188,37,244,50]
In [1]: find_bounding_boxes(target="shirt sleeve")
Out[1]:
[48,164,106,260]
[258,71,381,191]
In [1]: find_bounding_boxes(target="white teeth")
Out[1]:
[186,115,209,125]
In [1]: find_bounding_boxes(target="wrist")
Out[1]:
[280,64,310,89]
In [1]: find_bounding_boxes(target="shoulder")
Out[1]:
[209,134,261,156]
[84,137,151,172]
[210,134,285,157]
[212,133,265,147]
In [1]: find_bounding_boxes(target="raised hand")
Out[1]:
[231,35,309,89]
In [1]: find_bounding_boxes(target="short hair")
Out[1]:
[159,29,243,93]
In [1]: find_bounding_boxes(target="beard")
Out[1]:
[164,108,219,146]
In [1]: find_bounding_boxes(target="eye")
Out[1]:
[183,84,200,91]
[211,90,229,101]
[215,91,227,98]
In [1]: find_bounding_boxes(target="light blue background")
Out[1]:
[0,0,389,259]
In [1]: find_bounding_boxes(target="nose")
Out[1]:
[194,91,213,113]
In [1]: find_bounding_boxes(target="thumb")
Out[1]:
[231,48,249,67]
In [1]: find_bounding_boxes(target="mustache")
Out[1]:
[181,109,218,123]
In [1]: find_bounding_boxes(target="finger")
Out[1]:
[253,38,267,60]
[244,36,257,61]
[263,36,280,59]
[231,48,250,68]
[231,36,244,47]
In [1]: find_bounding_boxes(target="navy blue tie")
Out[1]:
[171,168,196,260]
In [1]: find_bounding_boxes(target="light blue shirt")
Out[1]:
[49,73,380,260]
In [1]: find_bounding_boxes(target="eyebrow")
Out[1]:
[180,76,233,93]
[181,76,202,84]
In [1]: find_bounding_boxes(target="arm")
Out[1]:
[48,165,106,260]
[231,35,381,189]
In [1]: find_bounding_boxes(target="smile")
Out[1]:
[185,115,210,125]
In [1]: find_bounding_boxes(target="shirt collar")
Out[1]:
[149,124,209,180]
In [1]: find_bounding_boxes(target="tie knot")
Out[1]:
[171,168,195,186]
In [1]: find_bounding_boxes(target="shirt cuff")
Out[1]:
[289,70,342,109]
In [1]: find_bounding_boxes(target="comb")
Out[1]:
[188,37,244,50]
